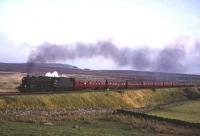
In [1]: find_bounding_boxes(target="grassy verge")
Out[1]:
[0,119,189,136]
[148,100,200,123]
[0,87,200,110]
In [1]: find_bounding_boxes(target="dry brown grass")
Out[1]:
[0,72,24,91]
[0,72,24,81]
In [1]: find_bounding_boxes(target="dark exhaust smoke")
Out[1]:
[26,62,34,74]
[27,38,200,74]
[28,41,153,71]
[155,47,186,73]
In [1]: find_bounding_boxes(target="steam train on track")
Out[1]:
[19,75,194,92]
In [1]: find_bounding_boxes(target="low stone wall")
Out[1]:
[0,109,113,116]
[116,109,200,129]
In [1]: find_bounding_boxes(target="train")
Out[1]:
[19,75,195,92]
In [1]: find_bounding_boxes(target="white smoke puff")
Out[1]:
[52,71,59,77]
[45,71,59,77]
[61,74,66,77]
[45,72,53,77]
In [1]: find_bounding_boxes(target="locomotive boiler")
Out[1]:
[19,75,75,92]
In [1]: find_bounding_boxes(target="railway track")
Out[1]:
[0,86,193,96]
[0,90,95,96]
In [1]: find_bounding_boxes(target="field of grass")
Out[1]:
[1,109,199,135]
[148,100,200,123]
[0,87,199,110]
[0,120,183,136]
[0,110,199,135]
[1,72,200,136]
[0,72,24,90]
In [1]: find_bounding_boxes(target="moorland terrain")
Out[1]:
[0,63,200,136]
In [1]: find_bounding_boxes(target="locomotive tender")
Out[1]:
[19,75,194,92]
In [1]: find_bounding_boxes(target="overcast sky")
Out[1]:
[0,0,200,71]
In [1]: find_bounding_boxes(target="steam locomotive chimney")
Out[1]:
[26,62,34,76]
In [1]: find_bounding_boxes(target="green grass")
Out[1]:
[148,100,200,123]
[0,112,199,135]
[0,87,200,110]
[0,120,181,136]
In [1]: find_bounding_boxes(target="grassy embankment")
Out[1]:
[148,100,200,123]
[0,87,200,110]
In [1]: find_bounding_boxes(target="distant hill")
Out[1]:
[0,62,80,74]
[0,62,200,83]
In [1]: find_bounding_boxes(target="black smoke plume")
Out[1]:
[27,39,200,74]
[155,47,186,72]
[28,41,153,71]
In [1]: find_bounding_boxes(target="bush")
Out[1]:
[151,88,156,92]
[183,88,200,99]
